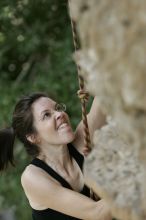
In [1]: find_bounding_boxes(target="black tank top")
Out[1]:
[30,143,91,220]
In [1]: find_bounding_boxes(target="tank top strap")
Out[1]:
[30,158,72,189]
[67,143,84,171]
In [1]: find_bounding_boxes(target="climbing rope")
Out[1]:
[68,0,91,154]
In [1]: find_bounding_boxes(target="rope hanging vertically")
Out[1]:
[68,0,91,153]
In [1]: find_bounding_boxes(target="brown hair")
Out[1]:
[0,92,48,171]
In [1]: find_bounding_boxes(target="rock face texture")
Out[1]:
[69,0,146,220]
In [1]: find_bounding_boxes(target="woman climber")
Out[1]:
[0,91,112,220]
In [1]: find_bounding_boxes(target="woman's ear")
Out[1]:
[26,134,41,145]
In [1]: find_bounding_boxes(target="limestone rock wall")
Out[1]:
[69,0,146,220]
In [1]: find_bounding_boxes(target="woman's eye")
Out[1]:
[43,112,51,119]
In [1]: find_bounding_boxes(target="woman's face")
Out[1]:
[31,97,75,146]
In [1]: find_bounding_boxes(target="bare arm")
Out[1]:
[72,96,107,155]
[21,166,111,220]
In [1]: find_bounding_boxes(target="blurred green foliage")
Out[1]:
[0,0,84,219]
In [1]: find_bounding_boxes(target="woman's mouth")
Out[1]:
[58,123,68,130]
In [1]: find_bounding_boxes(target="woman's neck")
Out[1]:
[37,143,71,169]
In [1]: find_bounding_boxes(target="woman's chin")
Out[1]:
[63,132,75,144]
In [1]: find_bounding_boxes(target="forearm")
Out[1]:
[59,189,111,220]
[51,187,111,220]
[73,97,107,155]
[89,97,106,127]
[87,97,107,142]
[92,199,112,220]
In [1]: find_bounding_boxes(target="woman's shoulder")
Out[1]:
[21,163,60,191]
[21,164,61,210]
[21,164,39,182]
[71,139,84,156]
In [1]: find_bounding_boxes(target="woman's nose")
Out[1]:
[55,111,64,120]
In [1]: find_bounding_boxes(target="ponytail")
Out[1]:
[0,127,15,171]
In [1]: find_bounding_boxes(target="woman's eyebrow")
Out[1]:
[40,109,50,116]
[40,102,57,116]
